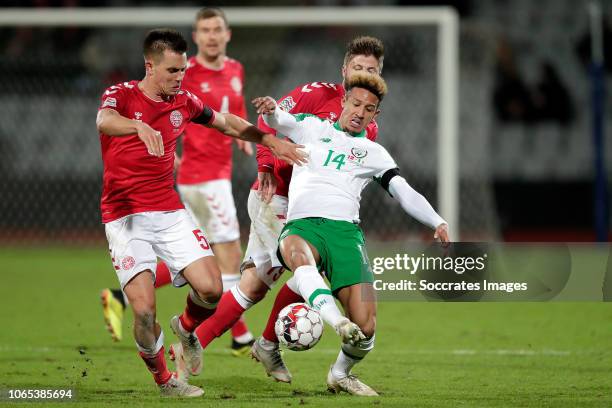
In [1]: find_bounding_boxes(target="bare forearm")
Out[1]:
[217,113,273,146]
[96,109,141,136]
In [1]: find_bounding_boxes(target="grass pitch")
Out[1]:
[0,247,611,407]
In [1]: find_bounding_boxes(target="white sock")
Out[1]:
[293,265,344,327]
[285,276,299,294]
[136,330,164,356]
[230,285,255,310]
[228,285,254,343]
[331,335,375,379]
[234,331,254,344]
[222,274,241,292]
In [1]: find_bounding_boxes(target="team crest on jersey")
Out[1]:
[230,76,242,94]
[278,97,296,112]
[170,110,183,128]
[121,256,135,271]
[200,82,211,93]
[102,97,117,108]
[134,112,142,120]
[351,147,368,159]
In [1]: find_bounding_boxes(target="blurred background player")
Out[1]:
[254,73,449,395]
[177,36,385,383]
[96,28,304,396]
[101,8,256,355]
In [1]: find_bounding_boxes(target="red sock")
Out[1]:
[262,283,303,343]
[195,290,245,349]
[139,346,172,385]
[154,262,172,288]
[179,292,217,333]
[230,317,249,339]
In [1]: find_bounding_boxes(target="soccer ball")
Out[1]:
[275,303,323,351]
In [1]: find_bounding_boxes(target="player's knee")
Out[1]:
[195,283,222,304]
[287,251,312,270]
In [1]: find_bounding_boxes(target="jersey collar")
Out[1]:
[333,121,366,138]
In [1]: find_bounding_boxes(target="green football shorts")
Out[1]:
[277,217,374,293]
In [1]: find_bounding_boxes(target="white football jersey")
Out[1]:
[264,109,397,223]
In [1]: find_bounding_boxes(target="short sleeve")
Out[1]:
[183,90,205,121]
[99,84,128,115]
[368,144,398,179]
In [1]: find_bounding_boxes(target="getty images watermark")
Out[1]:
[364,243,612,301]
[372,251,526,293]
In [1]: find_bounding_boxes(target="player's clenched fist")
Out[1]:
[136,122,165,157]
[252,96,277,115]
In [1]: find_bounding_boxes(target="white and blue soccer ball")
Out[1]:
[275,302,323,351]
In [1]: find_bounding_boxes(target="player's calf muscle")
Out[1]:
[339,284,377,337]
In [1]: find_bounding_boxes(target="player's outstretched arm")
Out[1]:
[253,97,305,141]
[198,108,307,166]
[381,170,450,243]
[96,108,164,157]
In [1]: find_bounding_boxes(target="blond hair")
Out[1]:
[345,73,388,103]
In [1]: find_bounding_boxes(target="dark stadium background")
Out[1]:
[0,0,609,243]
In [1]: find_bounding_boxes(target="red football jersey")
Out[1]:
[98,80,208,223]
[177,57,246,184]
[252,81,379,197]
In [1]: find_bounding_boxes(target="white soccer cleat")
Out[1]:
[334,318,365,345]
[250,338,292,383]
[158,373,204,397]
[326,367,379,396]
[170,316,202,376]
[168,343,190,382]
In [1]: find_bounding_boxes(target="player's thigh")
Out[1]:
[151,209,215,288]
[105,213,158,291]
[319,220,373,296]
[182,255,223,301]
[178,179,240,244]
[336,283,377,337]
[243,191,288,288]
[279,234,320,271]
[278,218,329,272]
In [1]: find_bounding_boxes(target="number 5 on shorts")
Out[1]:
[193,229,210,250]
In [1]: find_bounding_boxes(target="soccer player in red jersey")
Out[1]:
[96,28,304,397]
[178,7,255,355]
[101,8,255,353]
[182,36,385,383]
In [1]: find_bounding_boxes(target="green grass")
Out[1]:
[0,247,611,407]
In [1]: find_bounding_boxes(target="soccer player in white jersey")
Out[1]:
[175,38,384,383]
[252,73,450,396]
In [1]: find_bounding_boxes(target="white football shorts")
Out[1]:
[243,190,288,288]
[105,209,214,289]
[178,179,240,244]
